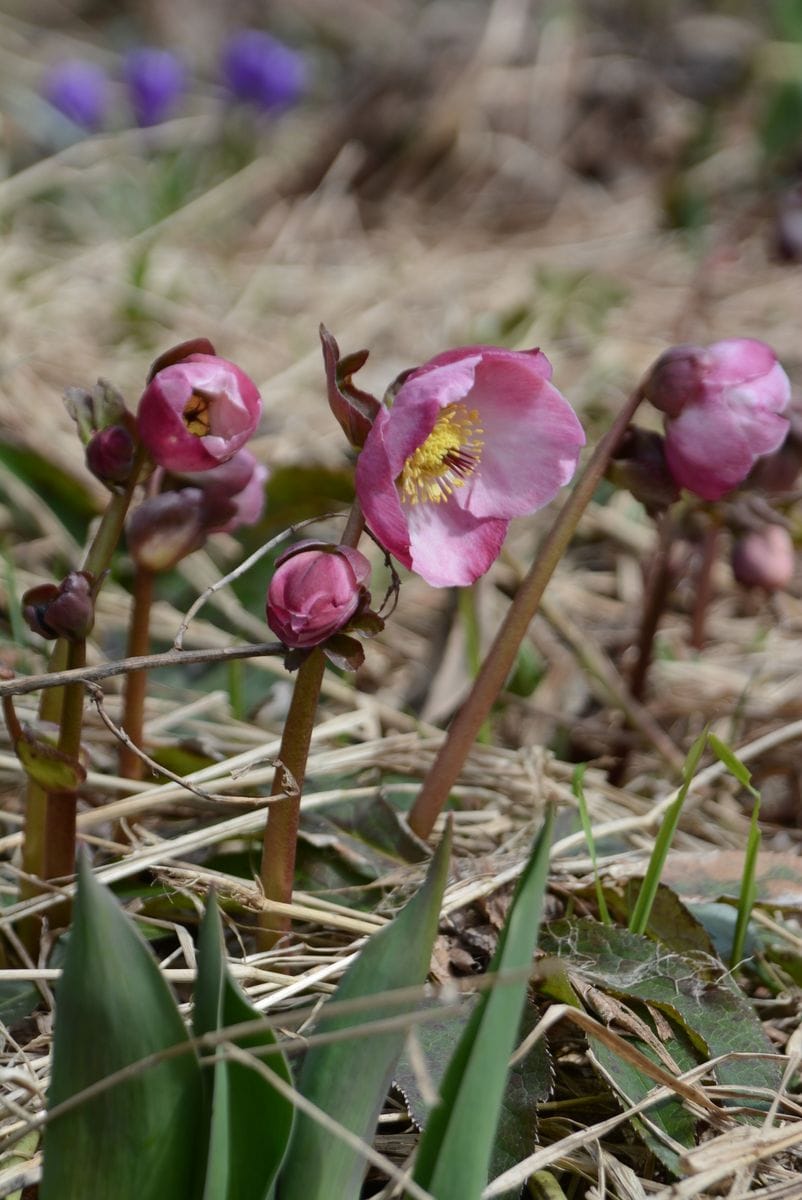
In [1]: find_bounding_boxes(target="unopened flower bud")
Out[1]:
[221,30,306,112]
[137,353,261,472]
[86,425,136,490]
[266,541,372,651]
[42,60,109,131]
[123,47,185,128]
[176,448,268,533]
[608,427,679,514]
[646,339,791,501]
[22,571,95,640]
[732,524,795,592]
[127,489,207,572]
[64,378,129,446]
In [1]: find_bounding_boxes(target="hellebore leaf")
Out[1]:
[194,894,294,1200]
[40,854,203,1200]
[278,822,452,1200]
[410,808,554,1200]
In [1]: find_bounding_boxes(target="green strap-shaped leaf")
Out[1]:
[278,822,452,1200]
[193,894,294,1200]
[41,854,204,1200]
[411,808,554,1200]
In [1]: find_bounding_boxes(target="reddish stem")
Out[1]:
[119,566,155,780]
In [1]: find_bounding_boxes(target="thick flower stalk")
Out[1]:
[647,339,791,501]
[355,346,585,587]
[137,353,262,472]
[266,541,373,650]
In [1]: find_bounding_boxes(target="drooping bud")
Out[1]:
[732,524,795,592]
[175,447,269,534]
[646,339,791,501]
[608,427,679,515]
[137,352,262,472]
[266,541,376,659]
[126,490,207,572]
[22,571,95,640]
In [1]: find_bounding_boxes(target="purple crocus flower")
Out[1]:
[221,30,305,111]
[123,48,186,127]
[42,60,109,131]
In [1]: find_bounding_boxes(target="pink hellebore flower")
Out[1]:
[266,541,371,649]
[648,339,791,502]
[137,353,261,472]
[732,524,795,592]
[355,346,585,587]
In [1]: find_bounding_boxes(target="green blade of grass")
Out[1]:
[278,822,452,1200]
[731,796,761,969]
[572,764,611,925]
[410,808,554,1200]
[628,730,707,936]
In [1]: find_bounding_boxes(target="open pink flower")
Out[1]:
[266,541,372,649]
[355,346,585,587]
[648,339,791,502]
[137,353,261,472]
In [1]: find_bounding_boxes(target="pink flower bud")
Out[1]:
[137,353,261,472]
[22,571,95,640]
[126,489,207,572]
[266,541,372,649]
[647,339,791,501]
[732,524,795,592]
[176,448,268,534]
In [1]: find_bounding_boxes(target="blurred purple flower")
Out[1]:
[42,60,109,131]
[221,30,305,111]
[123,47,185,127]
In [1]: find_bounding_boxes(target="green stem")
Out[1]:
[42,638,86,883]
[257,500,365,948]
[20,445,148,896]
[408,382,647,841]
[458,584,490,744]
[119,566,155,780]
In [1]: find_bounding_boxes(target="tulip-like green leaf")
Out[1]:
[194,894,294,1200]
[411,808,554,1200]
[40,854,203,1200]
[278,822,452,1200]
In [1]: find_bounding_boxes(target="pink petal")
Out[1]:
[406,500,508,587]
[413,345,553,383]
[355,408,413,569]
[665,402,787,500]
[707,339,785,387]
[457,364,585,518]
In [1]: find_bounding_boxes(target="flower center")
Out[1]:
[183,390,212,437]
[399,403,484,505]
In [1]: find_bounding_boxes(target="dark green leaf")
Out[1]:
[411,808,554,1200]
[41,854,203,1200]
[194,894,294,1200]
[278,824,452,1200]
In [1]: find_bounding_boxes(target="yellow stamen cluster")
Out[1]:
[183,391,211,437]
[399,403,484,505]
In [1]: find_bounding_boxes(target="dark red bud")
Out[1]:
[22,571,95,640]
[86,425,136,489]
[127,490,208,572]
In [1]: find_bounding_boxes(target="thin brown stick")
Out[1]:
[0,642,284,700]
